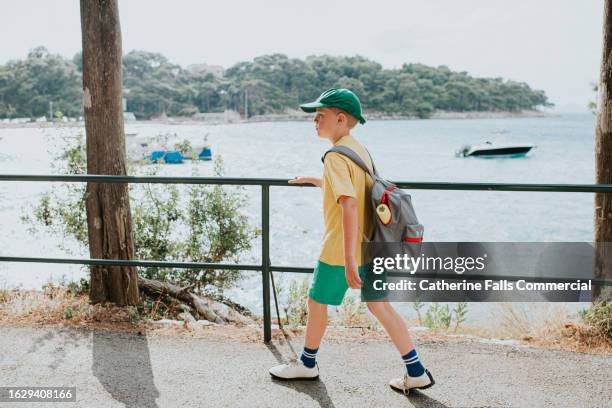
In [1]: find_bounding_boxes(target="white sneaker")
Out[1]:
[269,359,319,380]
[389,369,435,395]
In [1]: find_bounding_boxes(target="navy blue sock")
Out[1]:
[402,349,425,377]
[300,346,318,368]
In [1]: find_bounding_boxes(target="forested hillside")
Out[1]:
[0,47,552,120]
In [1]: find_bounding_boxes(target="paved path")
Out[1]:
[0,325,610,407]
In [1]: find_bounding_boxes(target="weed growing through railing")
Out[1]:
[0,288,11,304]
[453,302,468,333]
[422,302,469,332]
[285,278,309,327]
[424,303,451,331]
[412,300,424,325]
[335,295,370,327]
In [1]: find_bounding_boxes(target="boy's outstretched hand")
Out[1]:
[288,176,321,187]
[345,257,362,289]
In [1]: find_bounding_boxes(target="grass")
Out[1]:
[0,283,141,329]
[466,303,612,354]
[2,278,610,355]
[0,288,11,304]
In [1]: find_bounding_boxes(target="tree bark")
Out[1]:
[594,0,612,302]
[80,0,139,305]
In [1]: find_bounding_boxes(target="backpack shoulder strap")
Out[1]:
[321,145,377,179]
[364,147,379,177]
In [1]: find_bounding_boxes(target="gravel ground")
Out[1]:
[0,325,610,408]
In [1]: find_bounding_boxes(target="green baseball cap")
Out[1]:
[299,88,366,124]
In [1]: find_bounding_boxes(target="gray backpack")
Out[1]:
[321,146,424,247]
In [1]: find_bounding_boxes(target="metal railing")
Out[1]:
[1,173,612,342]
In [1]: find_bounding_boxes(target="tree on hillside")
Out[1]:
[0,46,81,118]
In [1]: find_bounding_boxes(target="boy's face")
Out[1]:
[313,107,349,140]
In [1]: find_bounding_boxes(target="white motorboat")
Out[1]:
[456,141,535,158]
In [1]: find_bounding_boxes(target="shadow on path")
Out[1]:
[92,330,160,408]
[27,327,89,370]
[266,342,336,408]
[391,388,450,408]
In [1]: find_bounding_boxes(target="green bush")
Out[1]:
[22,131,259,297]
[67,278,90,296]
[580,301,612,339]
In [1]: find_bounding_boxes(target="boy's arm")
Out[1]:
[288,176,322,187]
[339,195,362,288]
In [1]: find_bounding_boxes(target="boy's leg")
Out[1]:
[366,301,413,354]
[269,297,326,380]
[298,297,327,368]
[270,261,348,380]
[366,301,435,393]
[304,296,328,349]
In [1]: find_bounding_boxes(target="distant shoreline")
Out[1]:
[248,109,552,123]
[0,109,561,129]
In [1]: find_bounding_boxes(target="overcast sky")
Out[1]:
[0,0,604,111]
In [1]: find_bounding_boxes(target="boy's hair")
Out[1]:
[330,107,359,129]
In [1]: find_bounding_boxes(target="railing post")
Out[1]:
[262,184,272,343]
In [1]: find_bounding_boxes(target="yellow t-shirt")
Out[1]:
[318,134,374,267]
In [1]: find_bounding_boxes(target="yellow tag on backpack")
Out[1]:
[376,203,392,225]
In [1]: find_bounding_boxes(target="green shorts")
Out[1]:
[308,260,388,306]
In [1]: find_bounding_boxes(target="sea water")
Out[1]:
[0,113,597,324]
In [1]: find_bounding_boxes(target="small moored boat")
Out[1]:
[148,150,184,164]
[198,145,212,160]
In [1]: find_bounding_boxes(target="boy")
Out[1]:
[268,88,435,394]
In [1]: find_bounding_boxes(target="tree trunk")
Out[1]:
[594,0,612,302]
[80,0,139,305]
